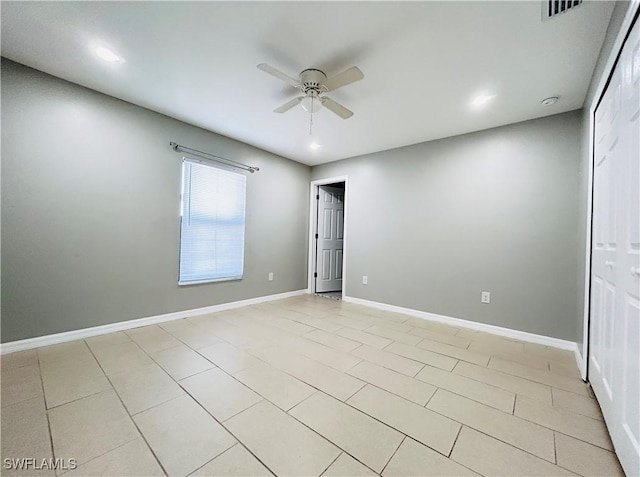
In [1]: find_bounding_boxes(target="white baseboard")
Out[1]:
[343,295,577,351]
[574,344,587,381]
[4,290,581,360]
[0,289,307,355]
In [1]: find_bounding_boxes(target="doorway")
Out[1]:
[308,177,348,299]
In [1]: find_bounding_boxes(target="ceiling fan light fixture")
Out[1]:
[301,94,322,113]
[258,63,361,120]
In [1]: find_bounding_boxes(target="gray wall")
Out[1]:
[1,56,593,343]
[575,1,631,352]
[312,111,582,340]
[1,59,310,342]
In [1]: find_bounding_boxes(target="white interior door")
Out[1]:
[589,16,640,477]
[315,185,344,293]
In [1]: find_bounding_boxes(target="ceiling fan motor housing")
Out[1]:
[257,62,360,119]
[300,69,327,94]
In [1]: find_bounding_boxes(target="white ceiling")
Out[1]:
[1,1,614,166]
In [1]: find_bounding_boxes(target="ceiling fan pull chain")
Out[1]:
[309,98,314,135]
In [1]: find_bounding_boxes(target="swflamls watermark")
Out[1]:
[3,458,78,471]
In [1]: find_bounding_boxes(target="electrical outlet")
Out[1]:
[481,291,491,304]
[362,275,368,285]
[268,272,274,281]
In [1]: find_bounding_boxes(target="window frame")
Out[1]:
[177,157,247,286]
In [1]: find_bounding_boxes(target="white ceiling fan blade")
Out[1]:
[321,97,353,119]
[257,63,299,87]
[274,97,303,113]
[323,66,364,92]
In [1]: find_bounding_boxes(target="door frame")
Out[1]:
[581,0,640,380]
[307,175,349,296]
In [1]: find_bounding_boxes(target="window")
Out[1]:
[178,159,246,285]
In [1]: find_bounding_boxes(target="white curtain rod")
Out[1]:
[169,142,260,173]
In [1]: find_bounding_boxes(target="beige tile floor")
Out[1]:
[1,295,625,477]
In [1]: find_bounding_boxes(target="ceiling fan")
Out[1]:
[257,63,364,119]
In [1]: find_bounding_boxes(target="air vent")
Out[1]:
[542,0,583,21]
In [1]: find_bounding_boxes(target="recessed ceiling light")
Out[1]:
[310,142,322,150]
[471,94,496,108]
[541,96,559,106]
[95,46,122,63]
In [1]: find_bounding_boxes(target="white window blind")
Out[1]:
[179,159,246,285]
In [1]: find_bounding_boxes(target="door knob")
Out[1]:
[631,267,640,277]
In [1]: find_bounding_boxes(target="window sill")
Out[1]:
[178,276,243,286]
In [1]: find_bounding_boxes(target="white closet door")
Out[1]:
[315,186,344,293]
[590,16,640,477]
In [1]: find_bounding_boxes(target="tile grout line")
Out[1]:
[22,299,601,477]
[84,342,170,477]
[350,345,427,375]
[47,397,147,473]
[184,443,275,477]
[241,340,403,421]
[446,423,464,458]
[456,426,560,467]
[451,362,588,402]
[181,366,377,477]
[418,389,559,464]
[58,433,142,476]
[36,350,59,474]
[41,341,130,476]
[411,361,426,378]
[342,357,365,374]
[514,395,615,448]
[44,387,115,412]
[216,321,565,432]
[216,375,384,476]
[317,451,343,477]
[513,414,616,453]
[486,359,587,389]
[126,389,190,418]
[418,376,516,412]
[158,325,350,476]
[40,340,121,410]
[379,435,407,475]
[345,366,435,407]
[131,333,282,477]
[446,426,513,476]
[155,321,225,356]
[423,385,438,408]
[340,381,367,403]
[415,362,519,409]
[513,395,614,446]
[182,395,277,477]
[339,384,457,461]
[550,431,622,477]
